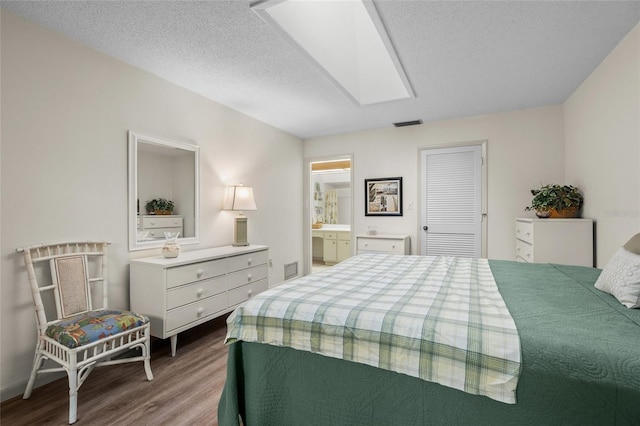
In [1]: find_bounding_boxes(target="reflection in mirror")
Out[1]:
[128,131,199,251]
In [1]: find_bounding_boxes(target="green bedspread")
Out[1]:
[225,254,521,403]
[218,260,640,426]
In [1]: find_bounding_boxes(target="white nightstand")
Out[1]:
[356,234,411,255]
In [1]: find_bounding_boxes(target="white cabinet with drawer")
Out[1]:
[139,215,183,238]
[130,245,268,356]
[515,218,593,267]
[314,230,351,265]
[356,234,410,255]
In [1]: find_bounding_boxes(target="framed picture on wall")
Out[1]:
[365,177,403,216]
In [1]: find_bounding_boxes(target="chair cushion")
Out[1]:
[46,310,149,349]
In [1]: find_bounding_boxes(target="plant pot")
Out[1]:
[549,207,579,218]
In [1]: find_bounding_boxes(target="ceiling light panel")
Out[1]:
[251,0,415,106]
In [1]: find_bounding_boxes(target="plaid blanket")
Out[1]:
[225,253,522,403]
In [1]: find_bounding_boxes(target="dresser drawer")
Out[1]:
[323,232,337,240]
[228,278,269,306]
[357,238,404,254]
[147,227,182,238]
[166,259,226,289]
[515,220,533,244]
[166,275,226,310]
[516,239,533,263]
[228,264,268,291]
[166,293,227,332]
[227,250,268,272]
[143,216,183,229]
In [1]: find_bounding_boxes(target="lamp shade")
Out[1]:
[223,185,257,211]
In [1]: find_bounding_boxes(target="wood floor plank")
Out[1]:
[1,314,230,426]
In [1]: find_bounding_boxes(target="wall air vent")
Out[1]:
[393,119,423,127]
[284,261,298,281]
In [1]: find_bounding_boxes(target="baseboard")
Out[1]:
[1,371,64,403]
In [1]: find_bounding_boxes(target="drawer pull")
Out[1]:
[391,244,396,249]
[196,288,204,297]
[247,258,253,265]
[197,307,204,316]
[196,269,205,278]
[248,289,253,298]
[364,243,368,247]
[247,273,253,281]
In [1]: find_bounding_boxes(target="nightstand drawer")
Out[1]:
[227,250,268,273]
[357,238,403,254]
[515,220,533,244]
[166,292,227,332]
[166,259,226,289]
[228,279,269,306]
[166,275,226,310]
[227,264,268,290]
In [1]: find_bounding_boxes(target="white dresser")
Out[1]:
[515,218,593,267]
[137,214,183,238]
[356,234,411,255]
[130,245,268,356]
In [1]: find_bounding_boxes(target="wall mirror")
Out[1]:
[128,131,200,251]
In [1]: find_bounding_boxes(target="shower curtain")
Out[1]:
[325,189,338,224]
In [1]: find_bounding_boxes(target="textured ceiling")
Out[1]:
[2,1,639,139]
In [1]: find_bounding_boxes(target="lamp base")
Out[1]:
[233,215,250,247]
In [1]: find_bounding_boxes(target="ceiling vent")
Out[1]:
[393,119,423,127]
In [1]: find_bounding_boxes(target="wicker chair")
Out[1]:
[17,242,153,424]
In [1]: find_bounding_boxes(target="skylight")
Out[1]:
[251,0,415,106]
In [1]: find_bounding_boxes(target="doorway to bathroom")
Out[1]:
[303,156,353,275]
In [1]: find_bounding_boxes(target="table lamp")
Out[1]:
[223,185,257,246]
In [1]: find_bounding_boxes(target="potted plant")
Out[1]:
[525,184,583,218]
[145,198,175,215]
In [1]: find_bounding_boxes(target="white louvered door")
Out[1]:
[420,145,482,258]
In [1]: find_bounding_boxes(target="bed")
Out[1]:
[218,252,640,426]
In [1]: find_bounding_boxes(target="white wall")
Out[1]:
[304,106,566,260]
[564,23,640,267]
[0,11,303,400]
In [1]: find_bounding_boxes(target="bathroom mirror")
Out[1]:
[128,131,200,251]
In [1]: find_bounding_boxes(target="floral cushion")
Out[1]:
[46,310,148,349]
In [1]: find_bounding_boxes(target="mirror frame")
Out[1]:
[128,131,200,251]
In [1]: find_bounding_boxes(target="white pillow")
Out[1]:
[595,247,640,308]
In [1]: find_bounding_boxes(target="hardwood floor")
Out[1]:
[1,314,230,426]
